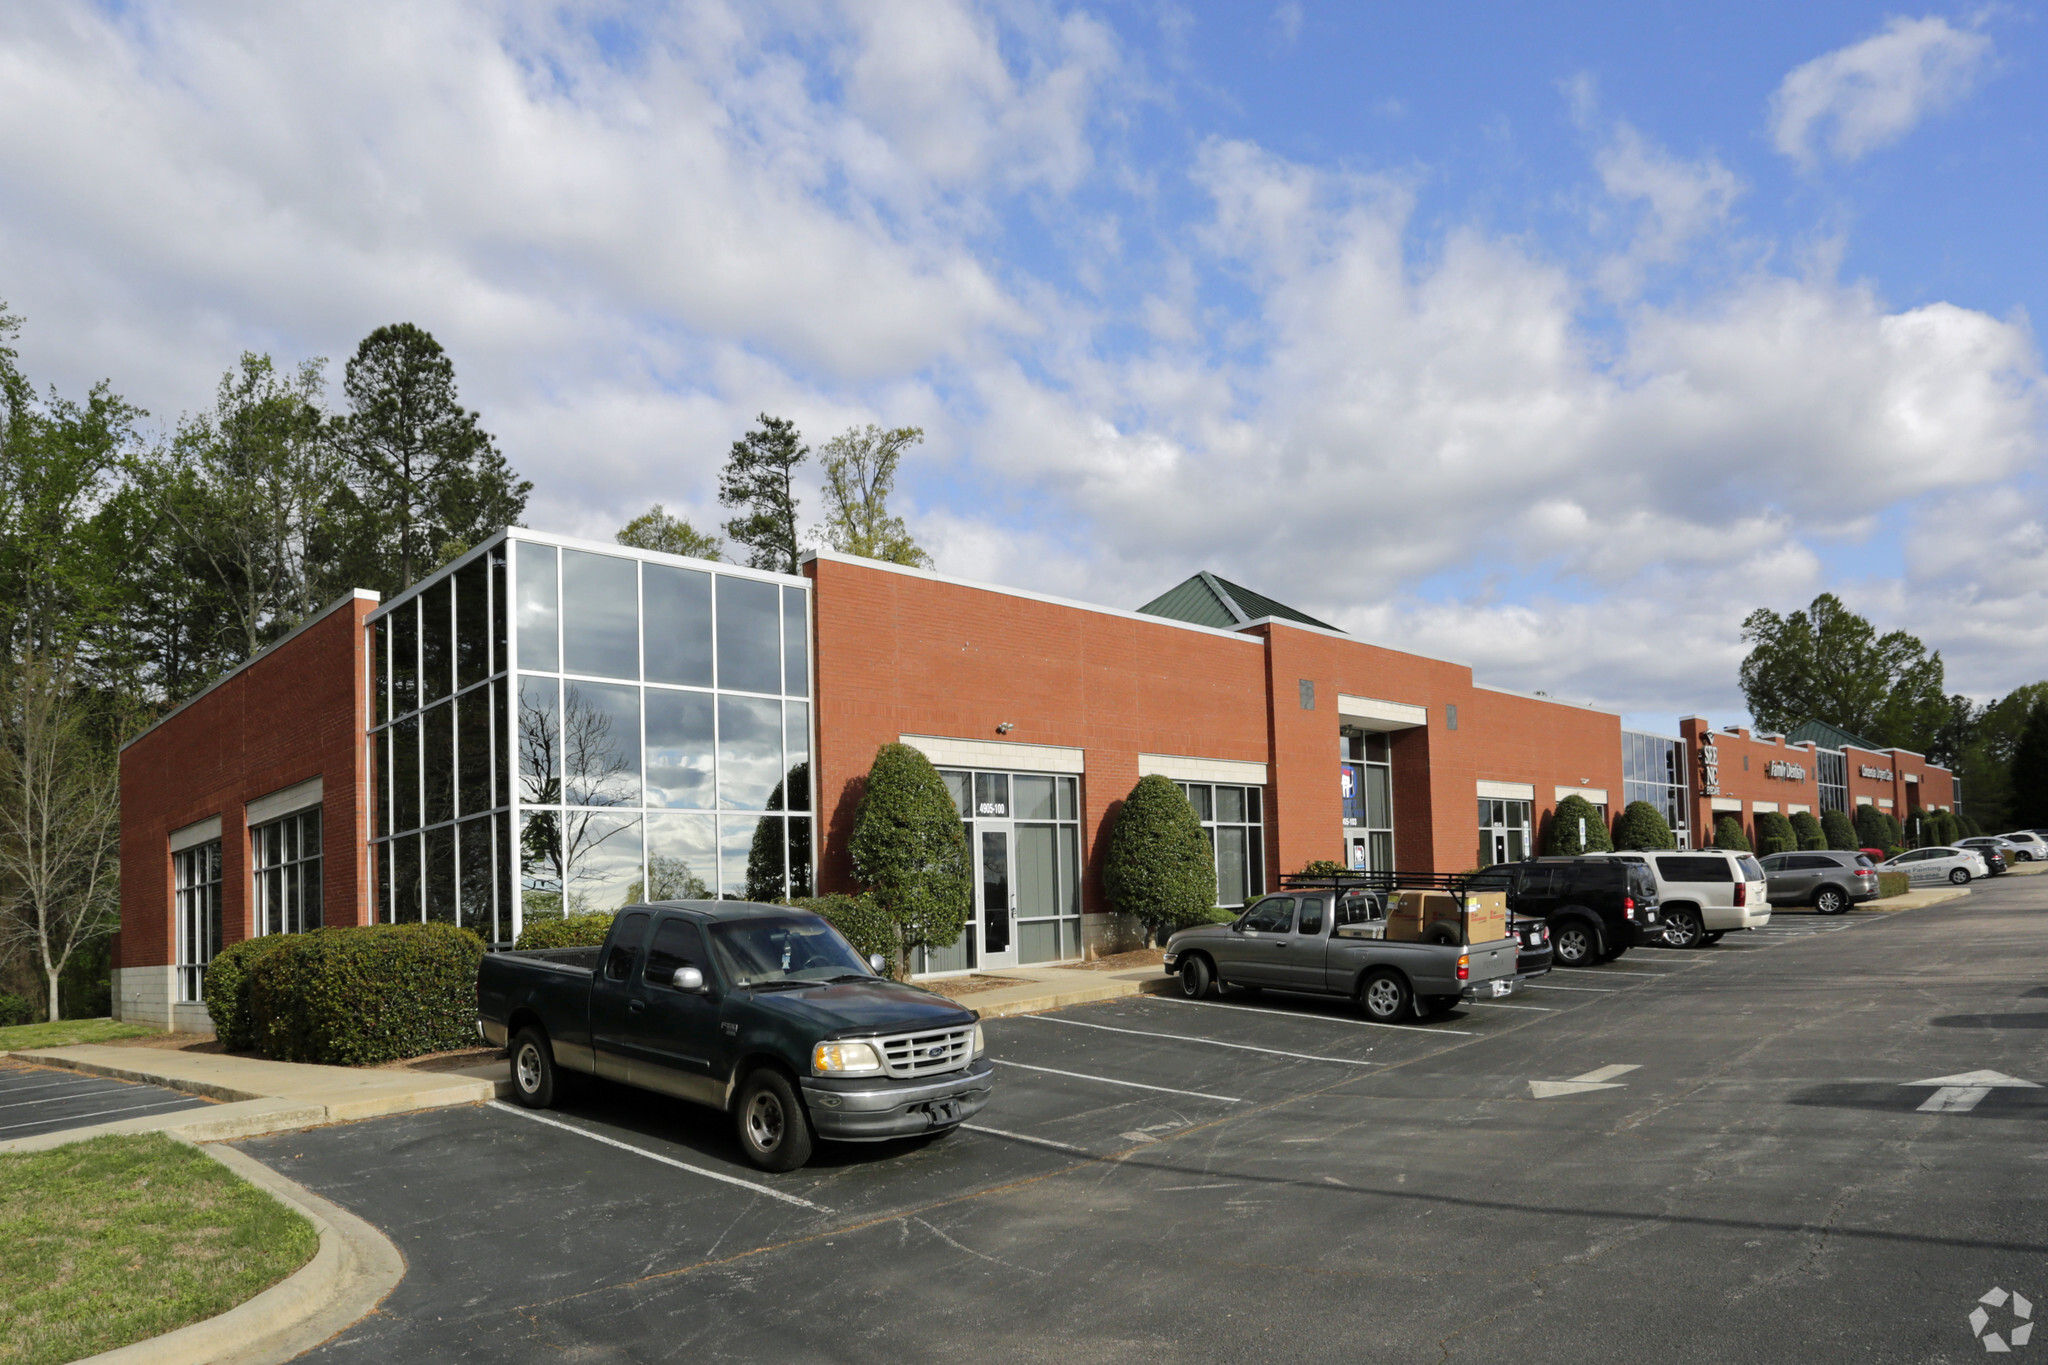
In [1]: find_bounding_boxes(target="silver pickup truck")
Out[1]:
[1163,885,1522,1022]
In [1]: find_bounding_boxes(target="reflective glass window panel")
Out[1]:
[562,550,640,681]
[566,812,643,915]
[1366,767,1392,828]
[494,811,513,932]
[1057,776,1077,821]
[645,689,715,810]
[421,579,452,705]
[1216,825,1249,907]
[1216,785,1245,823]
[1184,783,1213,822]
[782,585,808,697]
[715,575,781,695]
[515,542,559,671]
[783,702,810,811]
[423,700,454,827]
[377,841,394,924]
[391,600,418,716]
[373,617,389,726]
[564,681,641,807]
[458,815,496,941]
[1248,825,1264,898]
[1015,823,1060,917]
[1059,825,1080,915]
[717,695,783,811]
[643,564,714,688]
[455,557,489,690]
[721,814,782,900]
[424,824,456,923]
[942,770,971,818]
[173,841,223,1002]
[974,773,1009,818]
[645,812,718,900]
[458,686,491,816]
[520,810,564,922]
[518,675,560,805]
[490,546,507,676]
[393,832,421,922]
[376,730,392,839]
[393,716,420,832]
[1247,787,1262,822]
[252,810,322,936]
[1369,831,1393,871]
[787,816,814,898]
[1014,775,1055,821]
[491,677,509,809]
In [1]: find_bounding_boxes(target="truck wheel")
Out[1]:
[1358,970,1413,1023]
[510,1027,556,1110]
[735,1068,814,1173]
[1661,908,1703,949]
[1178,955,1214,999]
[1814,888,1847,915]
[1552,922,1597,967]
[1948,868,1970,885]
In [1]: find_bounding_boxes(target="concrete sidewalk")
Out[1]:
[1856,884,1971,912]
[939,964,1175,1019]
[0,1045,494,1153]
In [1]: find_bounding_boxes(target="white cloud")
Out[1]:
[1771,15,1993,167]
[1593,123,1741,289]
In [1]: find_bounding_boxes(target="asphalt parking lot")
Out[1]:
[0,1059,211,1141]
[235,883,2048,1364]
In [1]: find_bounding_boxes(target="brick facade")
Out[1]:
[1679,717,1954,848]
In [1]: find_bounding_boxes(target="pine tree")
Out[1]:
[719,415,806,573]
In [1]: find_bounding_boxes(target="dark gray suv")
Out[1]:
[1757,851,1880,915]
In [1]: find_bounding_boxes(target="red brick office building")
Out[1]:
[1676,717,1955,849]
[113,530,1737,1027]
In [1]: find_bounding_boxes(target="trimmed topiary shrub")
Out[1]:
[1821,808,1858,851]
[1884,812,1905,849]
[1543,794,1614,856]
[1789,810,1826,851]
[848,742,971,974]
[514,913,615,951]
[202,934,299,1051]
[1853,804,1890,850]
[1612,800,1676,852]
[1756,811,1797,856]
[787,894,897,979]
[243,923,486,1066]
[1712,815,1751,852]
[1103,774,1218,944]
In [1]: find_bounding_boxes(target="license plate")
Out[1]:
[1491,980,1512,997]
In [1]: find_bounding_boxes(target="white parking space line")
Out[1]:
[959,1123,1098,1158]
[1519,983,1619,993]
[1457,1000,1556,1011]
[487,1101,829,1210]
[1146,995,1474,1036]
[991,1059,1245,1103]
[1576,968,1673,977]
[0,1077,126,1097]
[1019,1013,1379,1066]
[0,1085,135,1111]
[0,1098,199,1135]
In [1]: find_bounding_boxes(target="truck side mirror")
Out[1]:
[868,953,887,973]
[671,966,706,993]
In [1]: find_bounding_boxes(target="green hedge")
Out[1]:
[514,913,615,950]
[0,992,32,1027]
[1876,872,1910,899]
[1756,811,1798,856]
[1712,814,1751,852]
[1821,808,1858,851]
[1613,800,1676,851]
[243,924,485,1066]
[787,894,898,979]
[201,935,298,1051]
[1789,810,1825,851]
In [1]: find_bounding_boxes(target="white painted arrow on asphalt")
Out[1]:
[1530,1064,1639,1099]
[1903,1070,2040,1114]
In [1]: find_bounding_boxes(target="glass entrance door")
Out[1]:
[978,826,1016,970]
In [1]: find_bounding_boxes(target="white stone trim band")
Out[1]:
[1554,786,1609,805]
[899,735,1085,774]
[1477,780,1535,801]
[168,816,222,853]
[247,776,323,828]
[1336,694,1427,730]
[1138,754,1270,786]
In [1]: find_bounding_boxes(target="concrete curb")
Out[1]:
[72,1140,404,1365]
[966,970,1175,1019]
[1859,885,1972,913]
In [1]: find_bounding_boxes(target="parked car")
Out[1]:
[1756,850,1880,915]
[1164,885,1524,1021]
[1958,836,2022,873]
[1467,859,1662,966]
[1580,849,1769,949]
[1880,846,1988,886]
[477,901,993,1172]
[2000,831,2048,862]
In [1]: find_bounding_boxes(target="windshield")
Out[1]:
[710,916,872,988]
[1737,856,1766,882]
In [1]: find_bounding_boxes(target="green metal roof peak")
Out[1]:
[1136,571,1341,633]
[1784,718,1880,752]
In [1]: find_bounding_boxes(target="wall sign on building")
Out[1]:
[1858,764,1893,781]
[1766,760,1806,780]
[1697,741,1720,796]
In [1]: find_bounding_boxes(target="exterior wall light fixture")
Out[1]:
[996,722,1015,734]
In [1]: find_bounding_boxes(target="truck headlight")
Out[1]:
[972,1023,986,1057]
[812,1041,883,1075]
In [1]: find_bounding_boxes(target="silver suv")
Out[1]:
[1758,850,1879,914]
[1583,849,1770,949]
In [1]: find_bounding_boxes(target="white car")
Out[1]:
[1583,849,1771,949]
[1881,846,1988,886]
[1999,831,2047,862]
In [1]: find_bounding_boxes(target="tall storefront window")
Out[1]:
[253,808,323,936]
[922,769,1082,974]
[173,841,222,1003]
[370,534,813,946]
[1816,748,1847,814]
[1177,781,1267,908]
[1479,799,1533,865]
[1339,731,1394,871]
[1622,731,1691,848]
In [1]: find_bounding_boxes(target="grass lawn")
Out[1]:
[0,1133,318,1365]
[0,1018,158,1051]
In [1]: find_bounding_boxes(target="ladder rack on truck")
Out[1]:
[1278,870,1502,948]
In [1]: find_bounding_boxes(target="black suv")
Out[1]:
[1470,859,1662,966]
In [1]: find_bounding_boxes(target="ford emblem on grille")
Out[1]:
[922,1045,947,1058]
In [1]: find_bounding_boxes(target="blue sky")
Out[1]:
[1,2,2042,736]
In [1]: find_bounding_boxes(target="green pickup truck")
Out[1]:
[477,901,993,1171]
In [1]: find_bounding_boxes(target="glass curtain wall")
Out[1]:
[173,841,222,1002]
[1338,731,1394,871]
[1816,748,1847,815]
[1176,781,1267,908]
[1622,731,1692,848]
[252,809,323,936]
[923,768,1082,973]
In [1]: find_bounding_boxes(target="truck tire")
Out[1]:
[1422,923,1459,946]
[1661,908,1704,949]
[735,1068,814,1173]
[1551,921,1598,967]
[1814,887,1847,915]
[1358,970,1413,1023]
[510,1027,557,1110]
[1178,955,1214,999]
